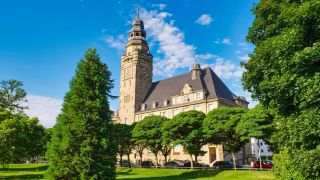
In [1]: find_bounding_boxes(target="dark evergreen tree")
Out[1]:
[46,48,116,179]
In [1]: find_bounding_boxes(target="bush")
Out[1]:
[274,147,320,180]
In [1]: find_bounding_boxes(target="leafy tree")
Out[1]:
[236,104,273,167]
[0,113,45,166]
[0,80,27,112]
[113,123,133,166]
[163,110,206,169]
[46,48,116,179]
[132,115,169,168]
[130,122,146,166]
[236,104,273,144]
[243,0,320,178]
[203,107,247,170]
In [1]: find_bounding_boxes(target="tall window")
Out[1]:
[196,93,201,100]
[174,97,179,104]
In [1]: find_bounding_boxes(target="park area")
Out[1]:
[0,164,275,180]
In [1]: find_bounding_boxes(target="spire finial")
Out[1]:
[136,7,140,19]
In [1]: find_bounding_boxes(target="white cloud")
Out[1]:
[195,14,213,26]
[221,38,232,45]
[238,54,249,61]
[214,38,232,45]
[103,35,126,51]
[152,3,167,10]
[195,53,217,61]
[24,95,62,128]
[203,57,244,79]
[140,9,197,77]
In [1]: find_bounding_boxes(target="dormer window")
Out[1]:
[163,99,169,106]
[141,103,147,111]
[152,102,158,109]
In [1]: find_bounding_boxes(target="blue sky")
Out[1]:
[0,0,257,127]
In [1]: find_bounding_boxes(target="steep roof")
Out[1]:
[138,67,238,111]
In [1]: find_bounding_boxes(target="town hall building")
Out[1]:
[112,16,251,166]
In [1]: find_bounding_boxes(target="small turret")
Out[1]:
[191,63,202,80]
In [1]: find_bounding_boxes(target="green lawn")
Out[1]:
[0,164,275,180]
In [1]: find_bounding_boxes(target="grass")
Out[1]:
[117,168,275,180]
[0,164,48,179]
[0,164,275,180]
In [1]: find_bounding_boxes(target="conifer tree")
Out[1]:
[46,48,116,179]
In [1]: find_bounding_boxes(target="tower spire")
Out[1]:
[136,7,140,19]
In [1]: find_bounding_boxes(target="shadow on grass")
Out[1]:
[0,174,44,179]
[118,169,222,180]
[0,165,48,172]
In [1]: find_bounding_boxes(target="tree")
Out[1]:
[236,104,273,168]
[203,107,247,170]
[130,122,145,166]
[132,115,169,168]
[0,113,45,167]
[113,123,133,166]
[162,110,206,169]
[243,0,320,178]
[0,80,27,112]
[46,48,116,179]
[236,104,272,142]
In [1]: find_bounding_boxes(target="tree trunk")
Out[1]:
[155,154,158,168]
[119,155,123,166]
[127,153,131,166]
[231,151,237,170]
[194,155,198,166]
[190,154,194,169]
[139,152,143,166]
[164,155,167,165]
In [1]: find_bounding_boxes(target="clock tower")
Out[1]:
[118,16,153,124]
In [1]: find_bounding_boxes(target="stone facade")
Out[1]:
[118,17,153,125]
[114,16,252,166]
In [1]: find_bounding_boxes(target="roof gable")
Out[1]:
[138,67,237,111]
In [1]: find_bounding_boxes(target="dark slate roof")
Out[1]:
[138,67,238,111]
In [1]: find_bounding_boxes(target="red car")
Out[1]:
[252,160,273,169]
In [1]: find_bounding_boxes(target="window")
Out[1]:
[160,112,166,117]
[141,104,147,111]
[261,149,264,153]
[208,104,214,111]
[268,148,271,152]
[184,95,189,102]
[173,145,181,152]
[196,93,201,100]
[174,97,179,104]
[194,106,201,111]
[152,102,158,109]
[163,100,169,106]
[135,32,139,36]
